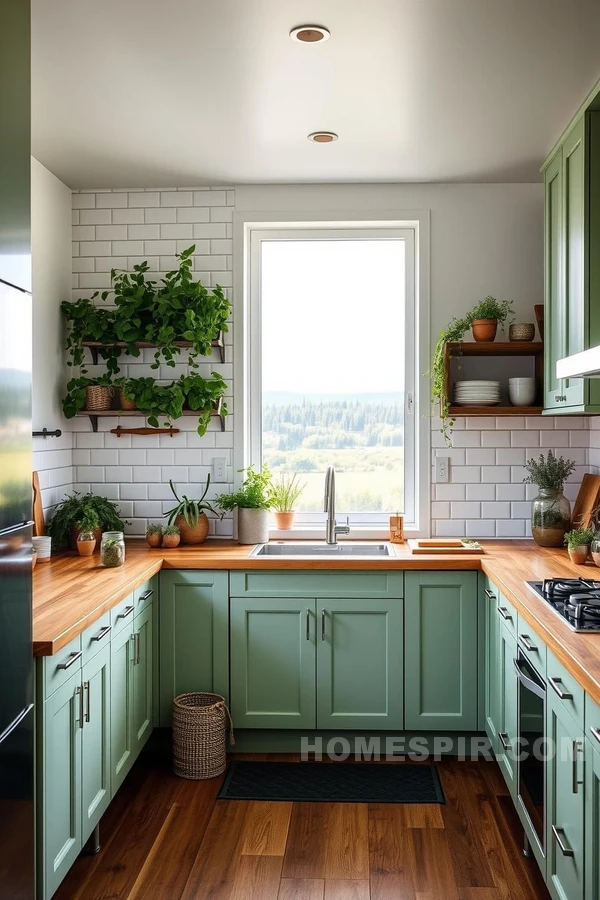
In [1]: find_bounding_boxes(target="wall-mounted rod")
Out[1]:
[32,428,62,439]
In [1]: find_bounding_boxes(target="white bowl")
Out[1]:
[509,379,536,406]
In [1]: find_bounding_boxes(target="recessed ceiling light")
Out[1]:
[290,25,330,43]
[308,132,338,143]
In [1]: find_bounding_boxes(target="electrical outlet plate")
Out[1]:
[212,457,227,483]
[435,456,449,483]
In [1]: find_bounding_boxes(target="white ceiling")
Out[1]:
[32,0,600,188]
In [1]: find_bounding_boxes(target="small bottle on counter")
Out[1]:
[101,531,126,567]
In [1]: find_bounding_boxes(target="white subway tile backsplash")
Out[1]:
[434,484,466,501]
[466,483,495,501]
[482,501,510,518]
[128,224,160,240]
[96,225,128,240]
[161,191,192,206]
[113,208,145,224]
[128,192,160,207]
[465,448,495,466]
[511,431,539,447]
[481,465,510,483]
[497,520,527,537]
[161,224,193,239]
[496,483,526,501]
[96,192,127,208]
[120,484,148,500]
[451,501,480,518]
[481,430,510,447]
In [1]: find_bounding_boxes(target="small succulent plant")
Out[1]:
[162,524,180,536]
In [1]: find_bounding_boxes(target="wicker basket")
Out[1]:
[172,692,234,779]
[85,385,113,411]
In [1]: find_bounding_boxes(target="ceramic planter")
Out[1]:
[274,511,295,530]
[568,545,590,565]
[471,319,498,342]
[176,513,209,544]
[162,533,181,548]
[146,532,162,548]
[76,538,96,557]
[237,508,269,544]
[119,389,137,411]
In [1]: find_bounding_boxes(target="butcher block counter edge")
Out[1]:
[33,541,600,708]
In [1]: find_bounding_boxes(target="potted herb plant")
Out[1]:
[164,477,221,544]
[564,528,594,565]
[523,451,576,548]
[76,509,100,556]
[216,466,273,544]
[145,523,163,548]
[48,492,125,551]
[470,296,513,342]
[430,297,514,444]
[270,473,306,530]
[162,525,181,548]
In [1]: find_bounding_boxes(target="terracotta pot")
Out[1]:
[162,533,181,548]
[146,532,162,548]
[175,513,209,544]
[119,389,137,411]
[274,511,295,530]
[568,545,589,565]
[471,319,498,342]
[77,538,96,557]
[69,526,103,552]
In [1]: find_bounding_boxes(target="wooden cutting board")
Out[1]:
[571,473,600,529]
[32,471,45,536]
[408,539,484,554]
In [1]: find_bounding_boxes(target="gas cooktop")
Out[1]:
[527,578,600,633]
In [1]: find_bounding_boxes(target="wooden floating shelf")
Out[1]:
[81,332,225,364]
[448,406,543,417]
[76,400,226,433]
[446,341,543,357]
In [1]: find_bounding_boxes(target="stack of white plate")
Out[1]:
[454,380,501,406]
[32,535,52,562]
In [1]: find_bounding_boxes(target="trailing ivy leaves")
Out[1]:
[112,372,228,435]
[60,296,119,374]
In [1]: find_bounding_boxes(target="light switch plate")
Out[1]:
[435,456,449,483]
[212,457,227,483]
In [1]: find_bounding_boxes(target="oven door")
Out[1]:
[514,651,546,854]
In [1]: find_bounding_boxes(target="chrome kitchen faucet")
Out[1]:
[324,466,350,545]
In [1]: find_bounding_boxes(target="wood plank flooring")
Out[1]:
[54,752,550,900]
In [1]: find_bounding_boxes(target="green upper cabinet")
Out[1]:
[543,108,600,413]
[404,572,478,731]
[316,598,403,730]
[159,570,229,724]
[230,597,317,729]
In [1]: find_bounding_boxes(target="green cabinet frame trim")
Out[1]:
[586,738,600,900]
[81,643,111,837]
[110,620,134,795]
[229,570,404,599]
[159,570,229,724]
[404,571,478,731]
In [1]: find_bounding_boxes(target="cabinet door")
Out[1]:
[81,643,111,839]
[483,580,501,752]
[110,621,135,795]
[497,625,518,796]
[404,572,478,730]
[160,570,229,724]
[562,118,586,407]
[41,672,82,899]
[544,151,565,411]
[316,598,403,730]
[586,738,600,900]
[230,598,316,729]
[547,691,585,900]
[132,603,153,755]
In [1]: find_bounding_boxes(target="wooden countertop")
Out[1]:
[32,540,600,707]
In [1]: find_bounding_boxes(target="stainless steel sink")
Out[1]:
[250,543,391,557]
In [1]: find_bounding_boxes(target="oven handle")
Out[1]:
[513,657,546,700]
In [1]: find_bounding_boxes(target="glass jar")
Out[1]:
[531,488,571,548]
[101,531,125,567]
[592,537,600,568]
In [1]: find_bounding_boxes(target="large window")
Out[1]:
[242,223,426,535]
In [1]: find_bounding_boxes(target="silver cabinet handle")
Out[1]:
[76,685,84,728]
[549,676,573,700]
[136,632,141,665]
[498,606,512,621]
[57,650,82,671]
[518,634,537,652]
[119,604,135,620]
[139,589,153,602]
[484,589,496,600]
[306,608,310,641]
[91,625,112,643]
[321,609,326,642]
[498,732,510,751]
[84,680,91,723]
[572,740,583,793]
[130,634,137,665]
[591,726,600,746]
[552,825,575,857]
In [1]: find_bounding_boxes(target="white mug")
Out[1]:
[508,378,536,407]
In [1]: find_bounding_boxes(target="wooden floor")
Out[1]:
[54,751,550,900]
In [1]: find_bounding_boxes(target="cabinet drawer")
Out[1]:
[586,693,600,751]
[230,570,404,599]
[42,634,82,699]
[135,577,156,617]
[110,593,136,635]
[496,591,517,639]
[547,648,585,728]
[81,611,112,666]
[516,614,546,678]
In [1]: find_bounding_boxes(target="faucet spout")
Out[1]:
[324,465,350,545]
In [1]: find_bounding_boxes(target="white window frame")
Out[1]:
[234,211,431,539]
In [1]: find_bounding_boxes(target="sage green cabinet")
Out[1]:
[132,602,153,754]
[586,736,600,900]
[230,598,316,729]
[316,598,403,730]
[81,643,111,837]
[110,620,134,794]
[546,686,585,900]
[482,578,501,751]
[404,572,478,730]
[497,624,518,796]
[159,570,229,724]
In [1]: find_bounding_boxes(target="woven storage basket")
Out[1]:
[85,385,113,411]
[172,692,234,779]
